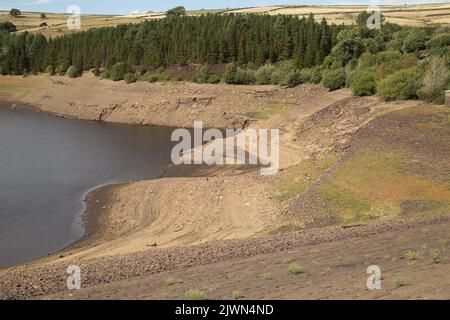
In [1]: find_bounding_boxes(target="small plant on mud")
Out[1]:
[262,272,272,280]
[232,291,243,300]
[438,239,448,246]
[395,278,408,289]
[186,289,206,300]
[405,251,419,260]
[165,277,183,286]
[287,263,303,275]
[282,257,293,264]
[431,249,440,264]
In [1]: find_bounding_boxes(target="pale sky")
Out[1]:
[0,0,447,15]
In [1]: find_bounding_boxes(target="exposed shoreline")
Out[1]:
[3,75,449,299]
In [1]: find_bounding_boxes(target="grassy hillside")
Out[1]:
[277,104,450,228]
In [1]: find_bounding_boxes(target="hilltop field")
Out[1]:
[1,2,450,37]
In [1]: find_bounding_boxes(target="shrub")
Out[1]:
[282,70,302,87]
[395,278,408,289]
[66,65,78,78]
[298,68,313,83]
[224,62,238,84]
[287,263,303,275]
[323,68,346,90]
[45,65,54,76]
[225,63,255,84]
[207,74,221,84]
[158,70,172,81]
[55,64,66,75]
[417,57,449,103]
[359,50,401,68]
[402,29,427,53]
[232,291,243,300]
[109,62,132,81]
[92,67,101,77]
[0,21,17,33]
[375,54,418,79]
[0,65,7,75]
[262,272,272,280]
[102,70,111,79]
[185,289,206,300]
[426,33,450,49]
[310,66,322,84]
[404,250,420,260]
[431,250,440,264]
[124,72,137,84]
[270,61,294,85]
[255,64,276,84]
[192,65,210,83]
[282,256,293,264]
[164,277,182,286]
[377,68,422,100]
[235,68,255,84]
[147,74,159,82]
[350,69,376,96]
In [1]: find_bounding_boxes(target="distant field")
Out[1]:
[1,3,449,37]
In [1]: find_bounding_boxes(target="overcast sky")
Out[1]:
[0,0,447,15]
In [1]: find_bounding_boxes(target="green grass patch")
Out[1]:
[395,278,408,289]
[287,263,303,275]
[185,289,207,300]
[244,102,286,120]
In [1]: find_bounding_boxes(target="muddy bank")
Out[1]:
[1,213,450,299]
[0,74,275,129]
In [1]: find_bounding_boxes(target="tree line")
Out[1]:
[0,13,341,75]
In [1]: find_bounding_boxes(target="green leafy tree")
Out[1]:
[9,8,21,17]
[166,6,186,18]
[402,29,428,53]
[331,28,365,66]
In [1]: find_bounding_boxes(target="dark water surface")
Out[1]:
[0,103,177,268]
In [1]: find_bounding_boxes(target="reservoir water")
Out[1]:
[0,103,177,268]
